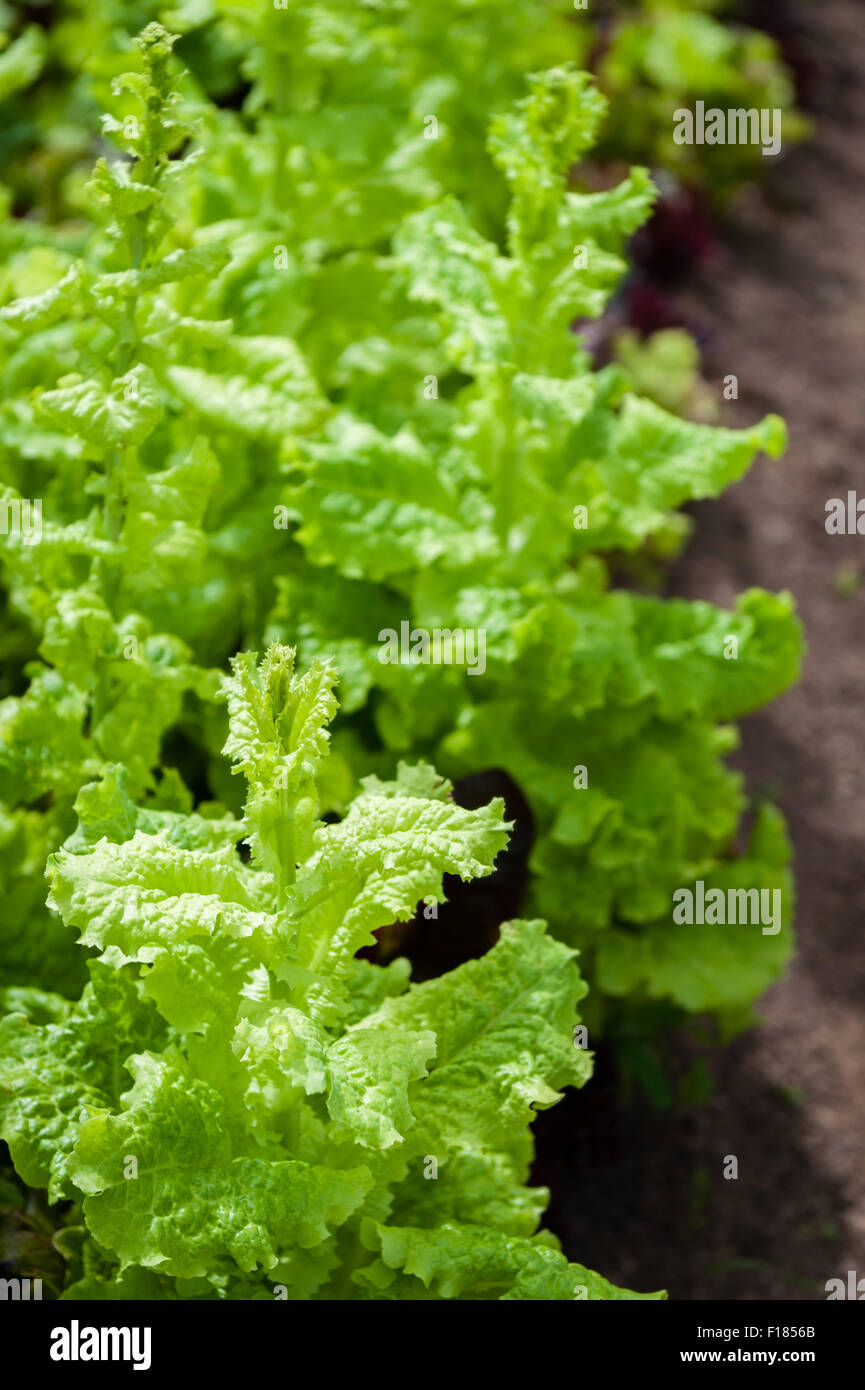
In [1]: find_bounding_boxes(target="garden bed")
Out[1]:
[534,0,865,1300]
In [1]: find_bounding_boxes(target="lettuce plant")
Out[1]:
[0,643,663,1300]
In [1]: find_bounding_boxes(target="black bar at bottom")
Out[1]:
[5,1296,859,1376]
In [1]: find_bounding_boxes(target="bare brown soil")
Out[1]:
[534,0,865,1300]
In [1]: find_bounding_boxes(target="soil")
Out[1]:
[532,0,865,1300]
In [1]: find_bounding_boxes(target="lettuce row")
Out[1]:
[0,644,663,1300]
[0,32,802,1023]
